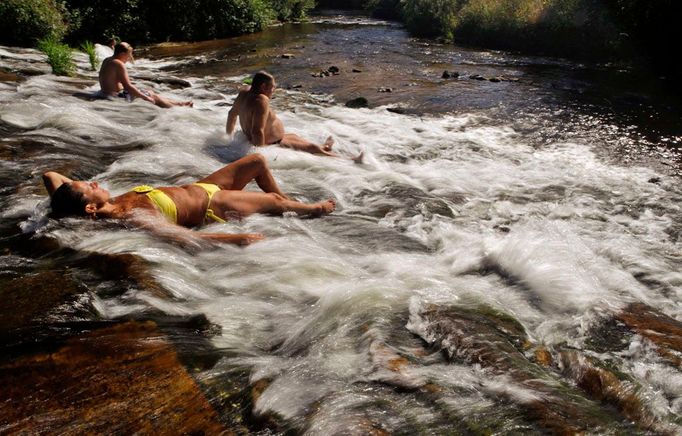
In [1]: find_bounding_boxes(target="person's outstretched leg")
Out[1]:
[279,133,338,157]
[210,191,335,218]
[150,91,193,108]
[198,154,287,197]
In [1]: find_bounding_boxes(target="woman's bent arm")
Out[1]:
[42,172,73,195]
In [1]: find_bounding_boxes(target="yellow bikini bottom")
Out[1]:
[131,183,225,224]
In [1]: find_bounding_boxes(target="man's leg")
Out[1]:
[279,134,338,157]
[149,92,193,108]
[198,154,287,197]
[210,191,336,218]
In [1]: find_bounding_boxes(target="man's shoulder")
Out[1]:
[101,57,125,70]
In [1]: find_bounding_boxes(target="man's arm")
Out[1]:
[42,171,73,195]
[250,96,270,146]
[116,61,155,103]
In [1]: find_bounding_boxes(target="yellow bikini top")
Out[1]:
[131,185,178,224]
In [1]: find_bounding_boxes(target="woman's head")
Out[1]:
[49,183,88,219]
[49,181,110,219]
[250,71,275,97]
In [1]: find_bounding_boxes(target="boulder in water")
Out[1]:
[345,97,369,108]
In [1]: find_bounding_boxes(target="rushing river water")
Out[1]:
[1,12,682,435]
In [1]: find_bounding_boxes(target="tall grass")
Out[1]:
[79,40,99,71]
[37,38,76,76]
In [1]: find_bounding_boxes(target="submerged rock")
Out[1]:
[0,270,85,332]
[0,321,227,434]
[408,303,634,433]
[346,97,369,108]
[616,302,682,366]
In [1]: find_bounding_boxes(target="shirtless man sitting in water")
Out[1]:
[99,42,193,108]
[226,71,343,157]
[43,154,335,246]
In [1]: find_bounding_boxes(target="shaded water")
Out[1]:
[1,12,682,434]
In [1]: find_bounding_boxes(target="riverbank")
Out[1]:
[316,1,681,89]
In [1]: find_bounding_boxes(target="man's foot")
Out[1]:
[323,136,334,152]
[311,199,336,216]
[352,150,364,164]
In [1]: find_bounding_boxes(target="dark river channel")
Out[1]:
[1,11,681,435]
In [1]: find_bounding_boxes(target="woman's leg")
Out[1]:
[198,154,287,197]
[210,191,335,218]
[279,134,338,157]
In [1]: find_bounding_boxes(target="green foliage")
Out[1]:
[37,38,76,76]
[63,0,147,45]
[268,0,316,21]
[400,0,462,40]
[63,0,274,43]
[0,0,69,47]
[454,0,619,56]
[364,0,401,19]
[79,40,99,71]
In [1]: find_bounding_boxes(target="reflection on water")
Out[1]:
[1,12,681,434]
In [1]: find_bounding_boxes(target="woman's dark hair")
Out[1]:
[49,183,88,219]
[251,71,274,93]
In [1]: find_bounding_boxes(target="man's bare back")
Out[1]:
[99,57,130,96]
[98,42,192,108]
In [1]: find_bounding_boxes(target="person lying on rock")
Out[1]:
[227,71,362,161]
[99,42,193,108]
[43,154,335,246]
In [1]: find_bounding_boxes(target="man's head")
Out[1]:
[251,71,275,97]
[50,181,110,219]
[113,42,134,63]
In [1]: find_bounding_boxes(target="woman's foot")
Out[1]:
[311,199,336,216]
[323,136,334,152]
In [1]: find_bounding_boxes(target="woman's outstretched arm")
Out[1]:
[130,212,263,247]
[42,172,73,195]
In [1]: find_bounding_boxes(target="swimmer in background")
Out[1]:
[227,71,363,161]
[99,42,193,108]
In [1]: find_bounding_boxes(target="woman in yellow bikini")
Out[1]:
[43,154,335,245]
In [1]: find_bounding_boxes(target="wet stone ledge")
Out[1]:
[0,321,228,434]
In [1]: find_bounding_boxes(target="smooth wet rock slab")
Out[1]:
[0,321,226,434]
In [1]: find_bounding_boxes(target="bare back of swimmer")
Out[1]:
[226,71,339,157]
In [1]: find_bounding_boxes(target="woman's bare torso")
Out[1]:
[113,185,211,227]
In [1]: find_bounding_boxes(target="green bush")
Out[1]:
[64,0,147,45]
[0,0,69,47]
[268,0,315,21]
[63,0,273,43]
[364,0,401,19]
[400,0,462,40]
[38,38,76,76]
[79,40,99,71]
[454,0,619,56]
